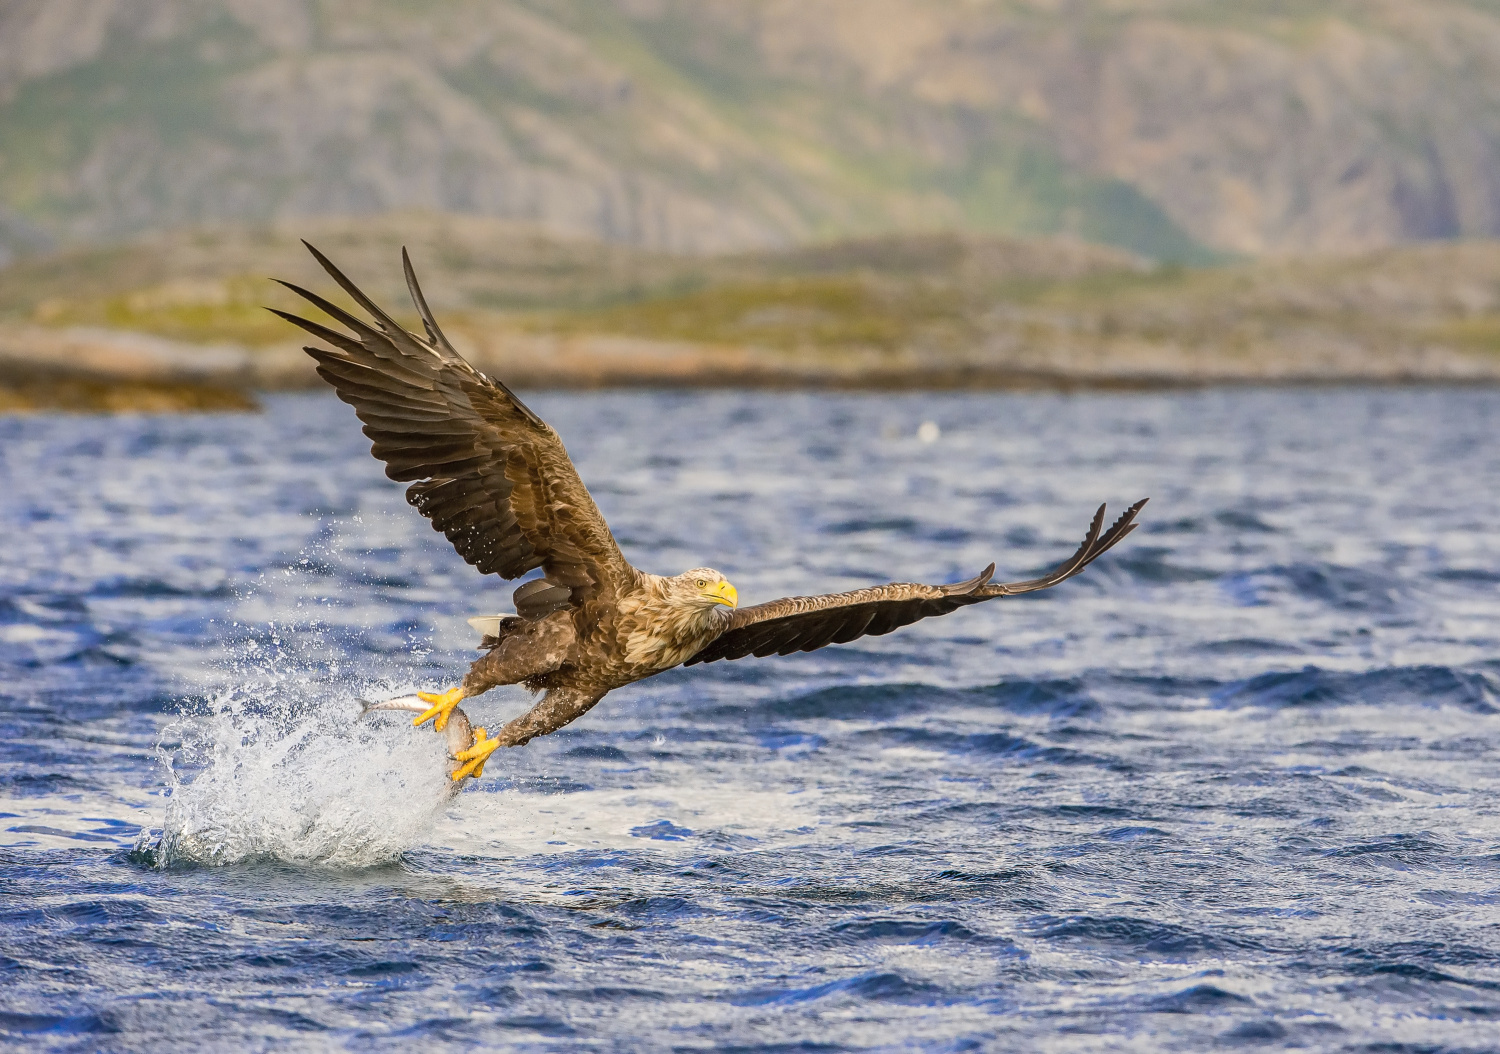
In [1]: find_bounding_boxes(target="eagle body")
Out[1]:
[456,569,735,746]
[275,244,1146,771]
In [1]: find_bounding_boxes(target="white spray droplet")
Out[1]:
[917,421,941,444]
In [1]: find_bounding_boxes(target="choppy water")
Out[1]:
[2,388,1499,1051]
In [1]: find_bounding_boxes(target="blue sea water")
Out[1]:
[2,387,1499,1052]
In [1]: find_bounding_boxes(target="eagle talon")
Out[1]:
[451,726,501,781]
[414,686,467,731]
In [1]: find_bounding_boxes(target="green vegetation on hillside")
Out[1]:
[0,375,257,414]
[1,217,1496,388]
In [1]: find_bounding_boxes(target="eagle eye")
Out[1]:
[696,578,706,587]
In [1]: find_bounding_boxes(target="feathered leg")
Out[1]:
[449,685,605,779]
[415,614,578,731]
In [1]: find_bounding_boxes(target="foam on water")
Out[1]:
[136,680,459,869]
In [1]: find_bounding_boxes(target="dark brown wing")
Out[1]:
[273,243,637,614]
[684,500,1146,665]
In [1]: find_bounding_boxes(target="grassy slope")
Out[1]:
[1,217,1497,385]
[0,214,696,345]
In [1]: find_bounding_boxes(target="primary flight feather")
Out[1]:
[275,244,1147,780]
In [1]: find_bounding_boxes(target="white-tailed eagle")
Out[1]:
[274,244,1146,780]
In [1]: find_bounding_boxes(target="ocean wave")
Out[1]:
[827,917,1016,949]
[7,390,1500,1048]
[89,577,234,600]
[859,726,1124,769]
[722,679,1101,724]
[1091,547,1221,585]
[734,970,947,1006]
[1224,562,1407,612]
[1212,665,1499,712]
[1139,983,1255,1014]
[1026,914,1259,957]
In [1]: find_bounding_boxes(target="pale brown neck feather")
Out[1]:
[619,574,730,669]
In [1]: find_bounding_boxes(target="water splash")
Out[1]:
[134,678,458,869]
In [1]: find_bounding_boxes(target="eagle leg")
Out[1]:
[414,686,468,731]
[487,685,606,749]
[450,726,501,781]
[460,612,578,697]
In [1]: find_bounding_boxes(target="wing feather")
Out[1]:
[685,500,1146,665]
[276,244,638,610]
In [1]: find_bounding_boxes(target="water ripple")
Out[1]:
[1,389,1499,1050]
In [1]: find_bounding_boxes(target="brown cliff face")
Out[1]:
[2,1,1500,261]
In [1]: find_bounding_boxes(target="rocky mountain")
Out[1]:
[3,0,1500,262]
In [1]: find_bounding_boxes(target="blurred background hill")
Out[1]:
[13,0,1500,261]
[3,0,1500,406]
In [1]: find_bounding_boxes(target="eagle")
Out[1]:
[273,244,1146,781]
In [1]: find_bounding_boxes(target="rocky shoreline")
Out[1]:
[5,224,1500,412]
[2,320,1494,415]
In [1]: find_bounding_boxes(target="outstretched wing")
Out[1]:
[684,500,1146,665]
[273,243,636,615]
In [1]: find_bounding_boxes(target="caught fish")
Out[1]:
[359,697,498,783]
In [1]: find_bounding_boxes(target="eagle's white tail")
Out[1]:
[467,615,507,641]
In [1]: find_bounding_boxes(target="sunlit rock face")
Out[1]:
[3,0,1500,261]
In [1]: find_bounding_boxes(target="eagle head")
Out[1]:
[618,568,738,669]
[671,568,738,610]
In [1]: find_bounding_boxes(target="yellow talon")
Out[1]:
[414,686,467,731]
[451,726,501,781]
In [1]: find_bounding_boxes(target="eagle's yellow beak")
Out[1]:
[702,579,738,608]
